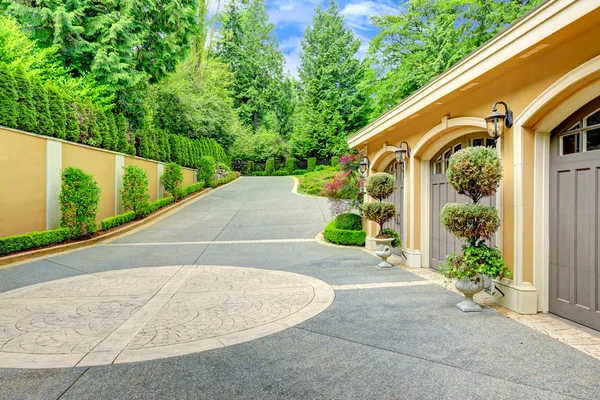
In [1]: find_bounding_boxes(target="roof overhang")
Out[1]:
[348,0,600,149]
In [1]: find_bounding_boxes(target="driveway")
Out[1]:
[0,177,598,399]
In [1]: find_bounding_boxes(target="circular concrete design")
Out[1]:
[0,266,334,369]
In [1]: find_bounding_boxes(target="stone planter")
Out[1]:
[374,237,394,268]
[455,276,484,312]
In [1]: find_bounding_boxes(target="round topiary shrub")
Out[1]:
[365,172,395,201]
[335,213,362,231]
[361,202,396,236]
[440,203,500,241]
[447,146,502,203]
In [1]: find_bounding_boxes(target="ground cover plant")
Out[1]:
[297,167,339,196]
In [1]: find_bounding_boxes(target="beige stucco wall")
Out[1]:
[62,143,116,223]
[0,128,46,236]
[182,168,195,186]
[125,157,159,201]
[360,18,600,282]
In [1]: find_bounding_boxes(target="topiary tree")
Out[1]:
[197,156,216,186]
[440,146,509,310]
[121,165,150,218]
[31,78,54,136]
[285,157,296,175]
[265,158,275,176]
[0,65,18,129]
[13,67,37,133]
[361,173,396,237]
[161,162,184,200]
[307,157,317,172]
[59,167,101,238]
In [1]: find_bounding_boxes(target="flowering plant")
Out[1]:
[321,170,362,216]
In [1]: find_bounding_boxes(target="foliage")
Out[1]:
[230,125,289,163]
[298,169,338,196]
[13,66,37,133]
[323,219,366,246]
[290,0,371,158]
[0,64,17,128]
[321,170,361,216]
[121,166,151,218]
[307,157,317,172]
[331,156,340,167]
[339,153,361,173]
[382,228,401,248]
[198,156,216,185]
[441,242,510,280]
[265,158,275,176]
[100,211,136,231]
[59,167,101,238]
[161,163,184,200]
[145,196,174,215]
[285,158,297,175]
[365,173,395,201]
[361,202,396,236]
[335,213,362,231]
[441,203,500,242]
[45,83,66,139]
[0,228,71,256]
[212,171,238,187]
[177,182,205,198]
[447,147,502,203]
[365,0,544,118]
[293,169,308,175]
[31,78,54,136]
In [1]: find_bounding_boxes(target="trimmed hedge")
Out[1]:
[145,196,174,215]
[335,213,362,231]
[0,228,71,256]
[213,172,238,187]
[285,157,296,175]
[265,158,275,176]
[323,220,366,246]
[307,157,317,172]
[100,211,136,231]
[178,182,205,198]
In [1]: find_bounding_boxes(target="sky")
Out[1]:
[209,0,400,77]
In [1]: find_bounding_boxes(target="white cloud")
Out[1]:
[340,1,396,31]
[280,36,303,77]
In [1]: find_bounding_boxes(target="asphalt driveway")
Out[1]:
[0,177,598,400]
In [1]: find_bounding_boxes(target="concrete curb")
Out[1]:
[0,178,239,269]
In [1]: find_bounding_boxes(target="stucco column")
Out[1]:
[115,154,125,215]
[46,140,62,230]
[157,163,165,198]
[403,155,421,268]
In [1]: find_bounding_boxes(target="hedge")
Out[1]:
[145,196,174,215]
[213,172,238,187]
[335,213,362,230]
[0,228,71,256]
[178,182,205,198]
[100,211,136,231]
[285,157,296,175]
[307,157,317,172]
[323,220,366,246]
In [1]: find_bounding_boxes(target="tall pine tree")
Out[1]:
[0,65,17,129]
[290,0,370,158]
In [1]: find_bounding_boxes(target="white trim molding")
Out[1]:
[45,140,62,230]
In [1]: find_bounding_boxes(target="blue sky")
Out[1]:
[210,0,400,76]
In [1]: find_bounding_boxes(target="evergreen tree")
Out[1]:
[31,78,54,136]
[13,67,37,133]
[64,98,80,142]
[0,65,17,129]
[290,0,370,158]
[96,109,110,149]
[106,111,119,151]
[170,135,182,165]
[45,84,67,139]
[116,113,129,153]
[87,108,102,147]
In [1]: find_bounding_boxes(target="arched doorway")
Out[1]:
[384,160,404,256]
[549,96,600,330]
[429,134,497,270]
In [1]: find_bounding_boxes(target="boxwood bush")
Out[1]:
[0,228,71,256]
[213,172,238,187]
[323,219,366,246]
[145,196,174,215]
[335,213,362,230]
[177,182,205,198]
[100,211,136,231]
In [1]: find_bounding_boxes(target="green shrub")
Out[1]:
[0,228,71,256]
[293,169,308,175]
[323,220,366,246]
[245,161,254,175]
[145,196,174,215]
[45,84,66,139]
[382,228,401,248]
[31,78,54,136]
[331,156,340,167]
[64,100,80,142]
[285,157,296,175]
[213,172,237,187]
[273,169,288,176]
[0,65,18,129]
[216,162,231,172]
[100,211,136,231]
[197,156,216,185]
[121,165,151,218]
[447,147,502,203]
[365,173,395,200]
[116,113,129,153]
[440,203,500,241]
[13,67,37,133]
[59,167,101,238]
[161,162,184,200]
[335,213,362,231]
[298,169,338,195]
[265,158,275,176]
[251,171,265,176]
[307,157,317,172]
[177,182,205,198]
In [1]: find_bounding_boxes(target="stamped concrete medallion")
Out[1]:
[0,265,334,368]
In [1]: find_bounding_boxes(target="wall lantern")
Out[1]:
[485,101,513,139]
[395,141,411,165]
[359,156,370,174]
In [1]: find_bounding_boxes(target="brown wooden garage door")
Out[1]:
[384,161,404,256]
[430,135,496,270]
[550,101,600,330]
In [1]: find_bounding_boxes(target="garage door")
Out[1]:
[430,135,496,270]
[384,161,404,256]
[550,101,600,330]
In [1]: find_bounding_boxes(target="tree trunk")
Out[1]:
[253,111,259,130]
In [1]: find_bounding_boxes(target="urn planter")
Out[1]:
[374,237,394,268]
[454,276,484,312]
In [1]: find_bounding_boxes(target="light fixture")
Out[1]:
[359,156,370,174]
[395,141,411,165]
[485,101,513,140]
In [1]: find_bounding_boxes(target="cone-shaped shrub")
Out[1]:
[116,113,129,153]
[285,157,296,175]
[96,109,110,149]
[265,158,275,176]
[106,112,119,151]
[59,167,100,238]
[31,78,54,136]
[13,67,37,133]
[0,65,18,128]
[121,166,150,218]
[361,172,396,236]
[45,84,66,139]
[64,98,80,142]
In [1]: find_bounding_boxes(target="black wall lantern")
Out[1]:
[485,101,513,139]
[395,141,411,165]
[359,156,370,174]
